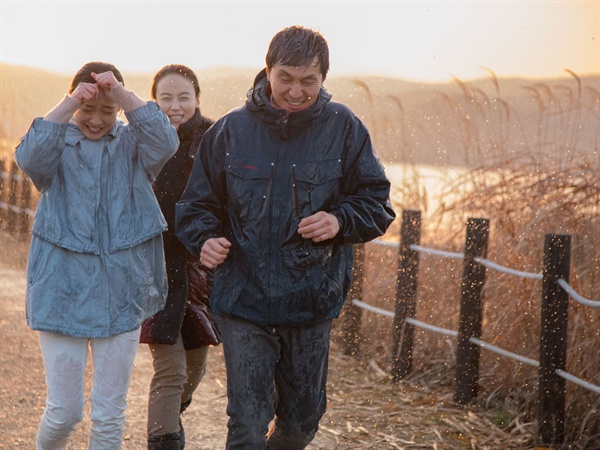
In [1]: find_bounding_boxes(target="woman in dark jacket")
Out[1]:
[140,64,216,450]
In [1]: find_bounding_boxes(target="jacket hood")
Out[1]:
[246,68,332,139]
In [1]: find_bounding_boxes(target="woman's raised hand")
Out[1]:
[91,71,121,91]
[91,71,145,112]
[70,82,99,103]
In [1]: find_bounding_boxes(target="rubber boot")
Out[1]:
[179,399,192,449]
[148,432,181,450]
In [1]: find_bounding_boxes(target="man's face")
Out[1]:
[266,58,324,112]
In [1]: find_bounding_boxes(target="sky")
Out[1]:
[0,1,598,82]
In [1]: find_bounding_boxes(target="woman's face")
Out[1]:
[73,90,119,141]
[154,73,199,129]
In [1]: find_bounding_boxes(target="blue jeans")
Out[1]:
[216,314,331,450]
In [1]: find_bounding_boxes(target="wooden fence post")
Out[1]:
[341,244,365,355]
[538,234,570,446]
[7,161,19,233]
[454,218,489,405]
[0,159,7,225]
[391,209,421,382]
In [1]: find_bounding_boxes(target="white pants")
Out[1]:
[36,328,141,450]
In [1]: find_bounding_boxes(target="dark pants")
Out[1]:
[216,314,331,450]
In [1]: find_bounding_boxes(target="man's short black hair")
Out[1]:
[266,26,329,80]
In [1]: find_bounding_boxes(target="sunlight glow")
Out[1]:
[1,1,598,81]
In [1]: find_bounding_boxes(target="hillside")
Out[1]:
[1,63,598,167]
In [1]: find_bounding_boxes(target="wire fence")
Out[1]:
[0,158,36,234]
[342,209,598,447]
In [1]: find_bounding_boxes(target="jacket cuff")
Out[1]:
[33,116,68,133]
[109,84,146,112]
[329,209,346,242]
[43,95,81,123]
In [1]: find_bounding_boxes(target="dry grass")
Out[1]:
[429,153,600,448]
[348,70,600,449]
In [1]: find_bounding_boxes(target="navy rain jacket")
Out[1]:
[176,69,395,326]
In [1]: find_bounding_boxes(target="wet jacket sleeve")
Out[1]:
[125,102,179,180]
[329,117,396,245]
[14,118,68,193]
[175,124,227,256]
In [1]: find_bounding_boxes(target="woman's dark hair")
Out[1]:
[266,26,329,80]
[151,64,201,100]
[69,62,124,94]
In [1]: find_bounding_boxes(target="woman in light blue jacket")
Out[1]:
[15,61,178,449]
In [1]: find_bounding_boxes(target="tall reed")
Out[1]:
[343,69,599,448]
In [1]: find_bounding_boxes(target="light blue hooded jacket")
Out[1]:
[15,102,179,338]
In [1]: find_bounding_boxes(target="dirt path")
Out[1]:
[0,231,525,449]
[0,265,339,449]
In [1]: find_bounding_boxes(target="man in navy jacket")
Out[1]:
[176,25,395,449]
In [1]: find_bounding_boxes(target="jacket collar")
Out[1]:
[246,68,331,139]
[177,108,202,142]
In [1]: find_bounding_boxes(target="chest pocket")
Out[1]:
[292,158,342,215]
[224,153,274,223]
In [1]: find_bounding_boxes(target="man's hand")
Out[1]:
[298,211,339,242]
[200,237,232,269]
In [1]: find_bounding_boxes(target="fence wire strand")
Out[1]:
[371,238,399,249]
[474,256,543,280]
[409,244,464,259]
[468,337,539,367]
[557,278,600,307]
[405,317,458,337]
[555,369,600,394]
[351,299,395,318]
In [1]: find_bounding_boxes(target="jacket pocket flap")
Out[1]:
[293,159,342,184]
[225,154,273,180]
